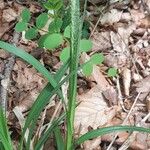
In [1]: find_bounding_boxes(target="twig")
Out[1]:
[119,111,150,150]
[90,3,109,37]
[0,32,20,112]
[116,76,128,112]
[106,92,141,150]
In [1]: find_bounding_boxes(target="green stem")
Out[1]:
[66,0,80,149]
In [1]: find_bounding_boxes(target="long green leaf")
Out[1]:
[66,0,81,149]
[20,61,69,150]
[54,126,65,150]
[35,114,65,150]
[25,70,70,149]
[75,126,150,146]
[0,108,13,150]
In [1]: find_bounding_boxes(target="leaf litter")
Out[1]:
[0,0,150,149]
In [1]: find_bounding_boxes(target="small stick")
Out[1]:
[0,32,20,112]
[119,111,150,150]
[106,92,141,150]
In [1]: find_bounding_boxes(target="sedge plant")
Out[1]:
[0,0,149,150]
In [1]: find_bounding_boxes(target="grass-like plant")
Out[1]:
[0,0,149,150]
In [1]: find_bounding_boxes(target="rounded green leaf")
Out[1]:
[60,47,70,63]
[64,25,70,38]
[38,34,49,48]
[21,8,31,22]
[44,33,63,49]
[25,28,38,40]
[82,62,93,76]
[15,22,27,32]
[49,18,63,33]
[90,53,104,65]
[36,13,48,29]
[44,0,62,10]
[53,1,63,10]
[80,39,92,52]
[107,68,118,77]
[44,2,54,10]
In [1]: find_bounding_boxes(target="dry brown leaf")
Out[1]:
[135,75,150,101]
[0,23,9,38]
[0,1,5,9]
[82,137,101,150]
[80,53,118,105]
[0,49,10,59]
[130,9,145,26]
[2,8,18,22]
[80,53,111,90]
[13,60,45,91]
[110,25,135,53]
[74,85,118,135]
[11,60,46,111]
[135,75,150,93]
[91,31,111,52]
[105,25,135,68]
[145,0,150,9]
[105,53,128,68]
[101,9,122,25]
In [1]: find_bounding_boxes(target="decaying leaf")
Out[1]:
[101,9,122,25]
[11,60,46,112]
[135,75,150,93]
[3,8,18,22]
[135,75,150,100]
[91,31,111,52]
[74,85,119,135]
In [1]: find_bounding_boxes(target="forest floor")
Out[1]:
[0,0,150,149]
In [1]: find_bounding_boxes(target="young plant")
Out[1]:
[0,0,149,150]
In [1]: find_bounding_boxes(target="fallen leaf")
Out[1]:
[101,9,123,25]
[3,8,18,22]
[74,85,118,135]
[135,75,150,100]
[91,31,111,52]
[11,60,46,111]
[135,75,150,93]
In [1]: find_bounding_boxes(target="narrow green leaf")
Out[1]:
[75,126,150,146]
[82,62,93,76]
[107,68,118,77]
[21,61,69,150]
[80,39,92,52]
[64,25,70,38]
[36,13,48,29]
[60,47,70,63]
[15,22,27,32]
[90,53,104,65]
[0,108,13,150]
[21,8,31,22]
[44,33,63,49]
[25,28,38,40]
[66,0,81,149]
[35,114,65,150]
[54,126,65,150]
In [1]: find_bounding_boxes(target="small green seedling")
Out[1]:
[107,67,118,77]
